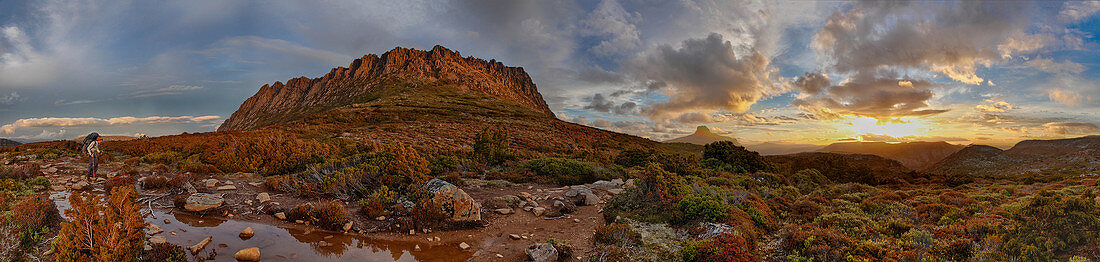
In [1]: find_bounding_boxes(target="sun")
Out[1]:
[846,116,930,138]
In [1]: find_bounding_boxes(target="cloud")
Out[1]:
[0,92,23,105]
[1026,56,1086,75]
[1046,88,1089,106]
[812,1,1035,85]
[583,93,637,115]
[1058,1,1100,23]
[580,0,642,58]
[2,115,222,134]
[855,133,970,143]
[628,33,779,119]
[792,73,948,120]
[127,85,206,98]
[974,98,1017,113]
[1043,122,1100,135]
[793,72,830,95]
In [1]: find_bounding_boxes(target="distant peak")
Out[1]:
[695,125,711,134]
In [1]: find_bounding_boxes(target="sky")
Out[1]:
[0,0,1098,147]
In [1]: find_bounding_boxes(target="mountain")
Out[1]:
[0,138,20,147]
[211,45,656,156]
[745,142,824,156]
[219,45,552,131]
[816,141,965,170]
[665,126,740,145]
[928,135,1100,178]
[766,152,914,184]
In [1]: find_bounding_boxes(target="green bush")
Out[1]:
[1000,190,1100,261]
[702,141,772,174]
[613,150,654,168]
[473,128,511,165]
[677,196,728,223]
[522,158,611,185]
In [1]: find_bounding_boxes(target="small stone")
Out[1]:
[459,242,471,250]
[318,241,333,247]
[608,188,624,195]
[170,231,177,236]
[532,207,546,217]
[144,245,152,251]
[244,200,253,206]
[497,254,504,258]
[71,181,89,190]
[189,236,212,255]
[573,219,581,223]
[240,227,254,239]
[183,193,224,212]
[146,224,163,235]
[526,243,559,262]
[234,247,261,261]
[296,220,305,224]
[274,212,287,220]
[248,182,263,187]
[216,185,237,191]
[205,179,218,188]
[434,237,440,241]
[410,229,416,235]
[149,236,167,244]
[414,244,421,251]
[343,222,353,232]
[494,208,514,215]
[256,193,271,203]
[523,206,533,212]
[225,181,234,185]
[375,216,386,221]
[509,234,521,240]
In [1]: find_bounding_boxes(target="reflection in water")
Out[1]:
[51,191,472,261]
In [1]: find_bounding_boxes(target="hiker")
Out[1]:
[82,132,103,179]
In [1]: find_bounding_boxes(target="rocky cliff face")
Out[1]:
[218,45,553,131]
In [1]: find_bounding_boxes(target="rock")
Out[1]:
[216,185,237,191]
[234,247,261,261]
[375,216,386,221]
[547,200,576,217]
[424,179,481,222]
[607,188,624,195]
[697,222,736,239]
[523,206,533,212]
[494,208,514,215]
[256,193,271,203]
[205,179,218,188]
[296,220,305,224]
[248,182,263,187]
[414,244,421,251]
[497,254,504,258]
[148,236,167,244]
[181,182,198,194]
[343,222,353,232]
[183,193,224,212]
[484,195,522,209]
[244,200,253,205]
[71,181,89,190]
[525,243,559,262]
[50,185,66,191]
[239,227,254,239]
[189,236,212,254]
[565,185,599,206]
[532,207,546,217]
[459,242,471,250]
[519,192,535,202]
[146,224,163,235]
[611,178,624,186]
[624,179,636,188]
[509,234,521,240]
[591,180,618,190]
[46,167,58,173]
[164,219,171,224]
[274,212,286,220]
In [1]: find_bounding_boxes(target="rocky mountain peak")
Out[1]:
[218,45,553,131]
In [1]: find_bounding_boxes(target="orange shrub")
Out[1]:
[142,175,169,190]
[106,129,333,175]
[11,194,59,232]
[696,233,756,262]
[311,200,349,231]
[104,176,136,192]
[53,187,145,261]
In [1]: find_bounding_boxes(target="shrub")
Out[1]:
[141,151,184,164]
[522,157,609,185]
[265,175,306,193]
[384,143,432,184]
[638,163,687,203]
[311,200,350,231]
[934,238,973,261]
[473,128,512,165]
[53,187,145,262]
[358,185,397,218]
[695,233,755,262]
[11,194,59,249]
[677,196,728,223]
[142,175,169,190]
[702,141,772,174]
[287,203,313,222]
[1000,190,1100,261]
[141,243,187,262]
[593,223,641,246]
[788,199,823,223]
[614,150,654,168]
[151,164,170,173]
[104,176,136,192]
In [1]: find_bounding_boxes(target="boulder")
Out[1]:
[424,179,481,222]
[590,180,618,190]
[148,236,167,244]
[146,224,163,235]
[624,179,636,188]
[532,207,546,217]
[525,243,559,262]
[239,227,254,239]
[274,212,287,220]
[71,181,89,190]
[483,195,521,209]
[546,200,576,217]
[610,178,624,186]
[234,247,261,261]
[343,222,353,232]
[565,186,599,206]
[205,179,218,188]
[183,193,224,212]
[256,193,271,203]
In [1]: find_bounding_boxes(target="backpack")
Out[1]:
[80,132,99,153]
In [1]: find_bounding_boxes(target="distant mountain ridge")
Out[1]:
[816,141,965,170]
[746,142,824,156]
[0,138,20,147]
[219,45,552,131]
[665,126,740,145]
[928,135,1100,177]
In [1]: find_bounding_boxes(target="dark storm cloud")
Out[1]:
[792,72,949,120]
[628,33,778,118]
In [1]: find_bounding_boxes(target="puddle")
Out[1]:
[51,191,472,261]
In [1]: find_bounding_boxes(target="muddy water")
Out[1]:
[51,191,472,261]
